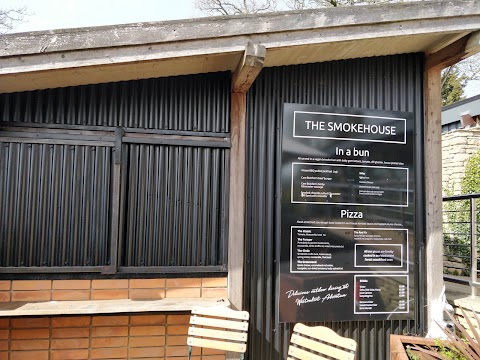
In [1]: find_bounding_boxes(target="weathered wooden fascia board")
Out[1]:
[1,0,479,57]
[1,16,478,76]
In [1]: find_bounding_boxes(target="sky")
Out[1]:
[1,0,201,33]
[1,0,479,97]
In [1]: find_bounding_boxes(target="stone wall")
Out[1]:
[442,127,480,195]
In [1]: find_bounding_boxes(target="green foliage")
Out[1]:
[461,150,480,195]
[442,68,467,106]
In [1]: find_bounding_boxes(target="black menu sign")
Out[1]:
[279,104,415,322]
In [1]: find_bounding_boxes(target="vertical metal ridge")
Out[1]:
[245,54,424,359]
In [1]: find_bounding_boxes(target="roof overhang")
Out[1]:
[0,0,479,93]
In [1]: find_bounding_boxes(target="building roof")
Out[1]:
[442,94,480,126]
[0,0,479,93]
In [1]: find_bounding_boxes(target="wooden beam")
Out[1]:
[424,66,445,334]
[228,91,247,313]
[426,31,480,70]
[228,43,265,315]
[465,30,480,57]
[231,42,266,93]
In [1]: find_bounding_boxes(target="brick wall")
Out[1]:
[0,278,228,360]
[442,127,480,195]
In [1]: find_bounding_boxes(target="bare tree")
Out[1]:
[194,0,278,15]
[195,0,423,14]
[0,6,27,33]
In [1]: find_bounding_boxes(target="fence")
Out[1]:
[443,193,480,296]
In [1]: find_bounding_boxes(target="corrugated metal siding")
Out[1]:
[0,72,230,133]
[0,142,112,267]
[0,72,230,271]
[245,54,424,360]
[120,144,228,267]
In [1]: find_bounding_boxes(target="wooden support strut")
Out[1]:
[426,30,480,70]
[228,42,266,315]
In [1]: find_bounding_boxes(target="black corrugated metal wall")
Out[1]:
[0,72,231,272]
[244,54,425,359]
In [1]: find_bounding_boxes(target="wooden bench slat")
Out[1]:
[187,337,247,353]
[294,323,357,351]
[290,334,355,360]
[288,346,330,360]
[192,306,249,320]
[190,315,248,331]
[188,327,247,341]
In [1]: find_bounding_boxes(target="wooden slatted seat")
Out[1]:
[187,306,249,360]
[288,323,357,360]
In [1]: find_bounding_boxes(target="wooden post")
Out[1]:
[423,30,480,334]
[424,66,444,333]
[228,42,266,311]
[228,91,247,311]
[227,42,265,360]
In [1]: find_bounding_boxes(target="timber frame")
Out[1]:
[1,0,480,337]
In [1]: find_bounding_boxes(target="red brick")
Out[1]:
[130,326,165,336]
[202,278,227,288]
[51,338,89,349]
[203,348,226,355]
[165,288,201,298]
[0,330,8,340]
[166,335,187,346]
[12,280,51,291]
[0,352,6,360]
[11,317,50,329]
[0,292,10,302]
[90,347,128,359]
[92,326,128,337]
[0,319,9,329]
[129,279,165,289]
[52,280,91,290]
[129,346,165,358]
[91,279,128,289]
[91,290,128,300]
[0,282,9,291]
[52,316,91,328]
[92,315,129,326]
[129,336,165,347]
[52,290,90,301]
[91,337,128,348]
[166,325,189,335]
[202,288,228,298]
[166,345,198,357]
[166,314,190,324]
[52,327,90,339]
[130,314,166,326]
[166,278,201,288]
[11,328,50,339]
[51,349,89,360]
[11,291,51,302]
[10,339,49,350]
[10,351,49,360]
[129,289,165,300]
[0,341,7,351]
